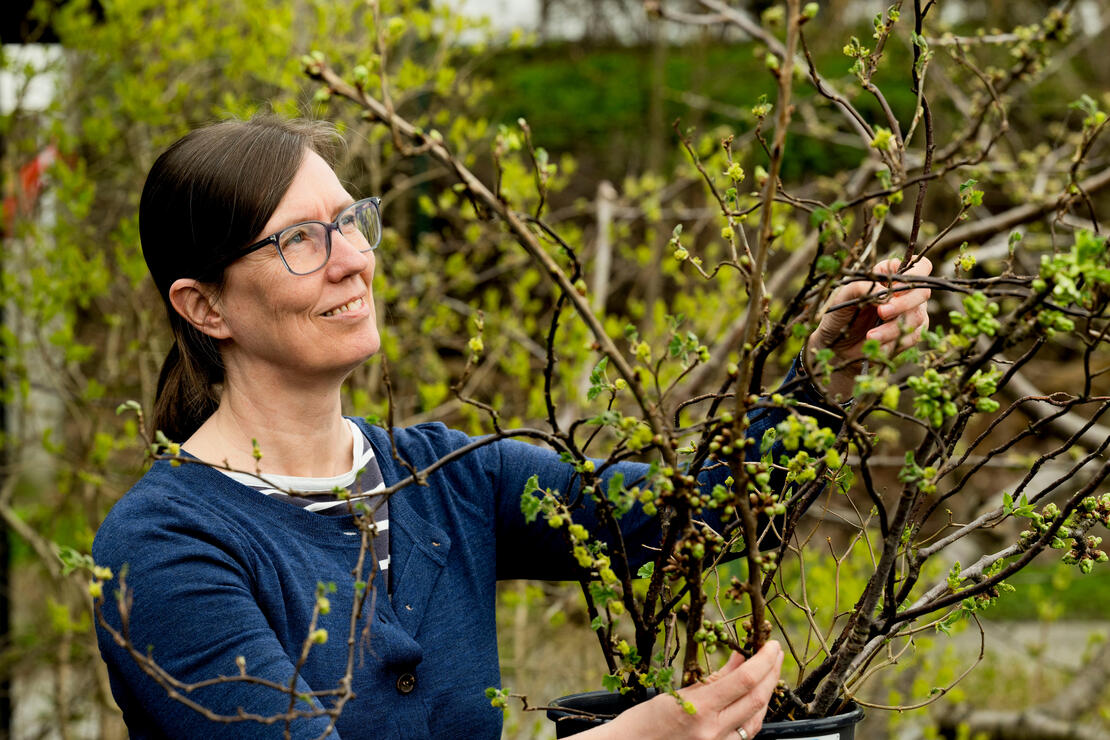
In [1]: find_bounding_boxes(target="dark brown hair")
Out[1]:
[140,116,340,441]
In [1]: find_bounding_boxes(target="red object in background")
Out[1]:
[2,144,59,236]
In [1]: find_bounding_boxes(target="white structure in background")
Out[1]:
[454,0,1109,43]
[0,43,65,480]
[455,0,539,31]
[453,0,646,41]
[0,42,95,740]
[0,44,61,112]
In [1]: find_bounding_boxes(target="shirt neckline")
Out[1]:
[217,419,372,492]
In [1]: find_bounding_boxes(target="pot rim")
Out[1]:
[547,691,864,730]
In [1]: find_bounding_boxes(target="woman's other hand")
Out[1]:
[583,641,784,740]
[806,256,933,401]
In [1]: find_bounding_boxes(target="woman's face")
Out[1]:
[215,150,380,386]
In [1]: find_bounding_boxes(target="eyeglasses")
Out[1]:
[224,197,382,275]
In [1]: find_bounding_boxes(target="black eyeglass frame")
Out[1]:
[216,196,382,275]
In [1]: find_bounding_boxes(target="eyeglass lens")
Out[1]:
[277,200,381,274]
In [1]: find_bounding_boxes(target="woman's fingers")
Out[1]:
[824,257,932,328]
[687,641,781,711]
[868,300,930,345]
[597,644,784,740]
[709,650,747,680]
[876,283,930,320]
[719,648,784,739]
[867,255,932,343]
[871,257,932,317]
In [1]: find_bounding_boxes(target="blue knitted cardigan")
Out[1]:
[94,379,834,738]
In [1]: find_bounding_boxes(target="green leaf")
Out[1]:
[56,546,95,576]
[947,561,962,590]
[607,472,625,504]
[520,476,542,523]
[1069,94,1099,117]
[668,333,684,359]
[588,356,609,385]
[636,562,654,579]
[1086,267,1110,285]
[589,581,618,605]
[115,399,141,415]
[587,356,610,401]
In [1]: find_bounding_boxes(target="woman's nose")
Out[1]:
[325,230,371,279]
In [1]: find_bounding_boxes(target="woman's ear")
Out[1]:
[168,278,231,340]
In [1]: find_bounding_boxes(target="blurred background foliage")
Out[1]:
[1,0,1109,737]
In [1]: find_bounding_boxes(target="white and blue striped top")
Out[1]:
[217,419,390,574]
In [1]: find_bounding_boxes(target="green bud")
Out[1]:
[870,127,894,151]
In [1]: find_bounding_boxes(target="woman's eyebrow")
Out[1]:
[280,200,357,228]
[332,199,356,218]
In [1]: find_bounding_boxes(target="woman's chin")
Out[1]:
[347,333,381,369]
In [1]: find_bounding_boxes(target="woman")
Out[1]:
[93,116,930,739]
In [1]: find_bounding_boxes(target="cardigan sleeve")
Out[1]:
[493,359,843,580]
[92,494,340,740]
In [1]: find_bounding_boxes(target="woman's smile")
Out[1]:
[321,294,370,318]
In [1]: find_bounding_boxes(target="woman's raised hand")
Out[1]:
[583,641,784,740]
[806,256,933,400]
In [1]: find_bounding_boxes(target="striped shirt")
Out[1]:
[217,420,390,574]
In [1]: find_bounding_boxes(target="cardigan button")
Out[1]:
[396,672,416,694]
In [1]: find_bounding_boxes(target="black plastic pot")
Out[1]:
[547,691,864,739]
[753,702,864,739]
[545,690,655,738]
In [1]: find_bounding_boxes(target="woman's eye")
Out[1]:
[281,229,311,248]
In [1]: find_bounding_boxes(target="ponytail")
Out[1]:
[152,320,223,442]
